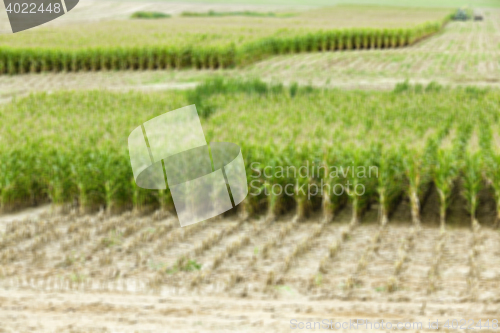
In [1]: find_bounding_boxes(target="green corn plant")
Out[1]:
[309,32,320,52]
[369,29,377,49]
[0,50,5,74]
[237,158,260,220]
[453,122,473,161]
[408,29,417,45]
[375,30,383,49]
[485,154,500,228]
[402,29,410,47]
[103,150,132,214]
[6,51,16,75]
[70,150,106,213]
[478,117,493,158]
[462,152,482,228]
[403,121,455,226]
[354,29,362,50]
[363,29,371,49]
[390,30,398,48]
[337,30,345,50]
[382,29,390,48]
[293,175,310,223]
[321,150,347,223]
[327,30,339,52]
[345,146,378,227]
[131,177,148,214]
[432,149,458,230]
[262,146,282,222]
[480,118,500,227]
[319,31,328,52]
[90,49,99,72]
[283,145,311,223]
[377,147,404,226]
[397,29,406,47]
[0,151,27,210]
[345,30,353,50]
[43,152,72,211]
[17,51,27,74]
[402,146,425,226]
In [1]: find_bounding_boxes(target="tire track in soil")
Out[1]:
[0,288,494,333]
[433,228,470,303]
[206,218,282,296]
[283,222,338,293]
[476,230,500,301]
[350,225,398,301]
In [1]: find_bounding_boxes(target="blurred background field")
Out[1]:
[0,6,450,74]
[1,1,500,332]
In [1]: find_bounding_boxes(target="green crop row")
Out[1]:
[180,10,292,18]
[0,79,498,229]
[0,18,450,74]
[237,21,446,66]
[131,12,172,19]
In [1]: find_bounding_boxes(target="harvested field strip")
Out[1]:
[343,225,388,296]
[353,226,398,297]
[0,212,499,304]
[247,11,500,83]
[184,221,247,291]
[476,231,500,298]
[0,288,496,333]
[257,222,313,286]
[216,219,284,292]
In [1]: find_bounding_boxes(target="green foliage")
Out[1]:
[181,10,293,18]
[166,256,202,274]
[0,81,497,222]
[101,231,123,247]
[462,152,483,221]
[0,13,451,74]
[394,80,445,94]
[131,12,171,19]
[377,146,405,221]
[187,77,313,118]
[433,148,459,226]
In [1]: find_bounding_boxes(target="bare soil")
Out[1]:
[245,8,500,88]
[0,199,498,332]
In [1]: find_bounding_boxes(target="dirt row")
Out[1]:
[1,288,499,333]
[0,207,500,332]
[1,207,499,299]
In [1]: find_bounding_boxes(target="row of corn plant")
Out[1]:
[237,20,449,66]
[0,81,498,226]
[0,15,451,75]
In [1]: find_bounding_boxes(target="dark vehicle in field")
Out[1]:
[453,9,469,20]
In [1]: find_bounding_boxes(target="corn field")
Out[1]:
[0,79,498,230]
[0,12,452,74]
[0,3,498,331]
